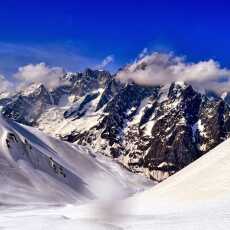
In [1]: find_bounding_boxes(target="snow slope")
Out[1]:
[60,137,230,229]
[2,113,230,229]
[1,135,229,229]
[131,134,230,205]
[0,115,152,206]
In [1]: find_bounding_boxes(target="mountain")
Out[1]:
[1,68,230,182]
[0,114,151,206]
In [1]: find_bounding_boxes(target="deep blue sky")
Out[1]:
[0,0,230,76]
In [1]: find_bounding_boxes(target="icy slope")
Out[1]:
[0,115,152,206]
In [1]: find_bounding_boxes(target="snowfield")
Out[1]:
[1,114,230,229]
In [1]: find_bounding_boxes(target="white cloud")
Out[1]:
[116,52,230,93]
[98,55,114,70]
[14,63,65,89]
[0,74,14,97]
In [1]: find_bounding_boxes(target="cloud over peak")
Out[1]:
[1,52,230,97]
[0,74,14,97]
[14,63,65,89]
[116,52,230,93]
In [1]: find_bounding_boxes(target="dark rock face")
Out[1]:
[98,84,159,145]
[70,69,112,96]
[64,91,100,119]
[68,81,230,181]
[1,69,230,182]
[196,98,230,153]
[96,79,123,111]
[141,86,201,180]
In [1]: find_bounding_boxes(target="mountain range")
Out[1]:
[1,64,230,182]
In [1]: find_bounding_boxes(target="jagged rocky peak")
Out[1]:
[1,83,54,125]
[0,69,113,125]
[70,68,113,96]
[63,72,82,82]
[19,83,48,97]
[96,78,124,111]
[96,84,160,145]
[61,81,230,182]
[130,84,230,181]
[121,82,202,180]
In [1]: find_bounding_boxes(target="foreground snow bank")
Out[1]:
[2,135,228,229]
[1,199,230,230]
[2,113,230,229]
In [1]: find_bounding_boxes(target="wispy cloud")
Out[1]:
[97,55,115,70]
[0,74,14,97]
[138,48,148,59]
[117,52,230,93]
